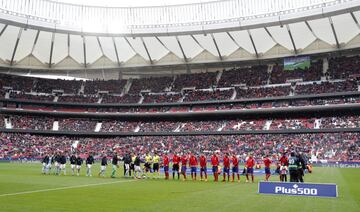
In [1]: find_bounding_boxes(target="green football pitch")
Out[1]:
[0,163,359,212]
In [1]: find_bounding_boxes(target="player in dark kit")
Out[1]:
[297,153,307,183]
[123,152,132,177]
[231,154,240,182]
[199,154,208,181]
[263,156,272,181]
[70,154,77,175]
[163,154,170,180]
[75,155,83,176]
[41,154,50,174]
[86,153,95,177]
[211,153,219,182]
[111,153,119,178]
[98,154,107,177]
[172,153,180,180]
[288,152,300,182]
[59,153,67,175]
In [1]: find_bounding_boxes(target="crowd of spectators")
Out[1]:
[1,133,358,162]
[295,80,358,95]
[173,72,218,91]
[58,95,99,103]
[58,119,97,132]
[129,76,173,94]
[4,115,360,132]
[320,116,360,129]
[101,94,140,104]
[0,115,4,128]
[100,121,139,132]
[236,86,291,99]
[142,93,182,103]
[34,78,82,94]
[180,121,225,132]
[9,92,54,102]
[183,89,234,102]
[270,118,315,130]
[0,74,34,92]
[84,79,127,94]
[270,60,322,84]
[218,66,268,87]
[328,55,360,79]
[10,115,53,130]
[138,121,179,132]
[223,119,266,131]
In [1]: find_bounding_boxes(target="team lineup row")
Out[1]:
[41,151,308,183]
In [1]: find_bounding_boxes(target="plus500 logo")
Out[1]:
[275,186,318,195]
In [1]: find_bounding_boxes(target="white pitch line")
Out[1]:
[0,179,135,198]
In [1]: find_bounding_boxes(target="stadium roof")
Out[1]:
[0,0,360,76]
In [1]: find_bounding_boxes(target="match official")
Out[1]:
[288,152,300,182]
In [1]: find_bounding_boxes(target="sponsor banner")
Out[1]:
[258,182,337,198]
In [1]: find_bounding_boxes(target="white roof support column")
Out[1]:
[10,28,22,66]
[0,25,8,37]
[350,12,360,30]
[140,37,153,64]
[111,37,121,66]
[211,33,223,61]
[226,32,241,49]
[286,25,298,55]
[48,32,55,68]
[329,17,340,49]
[190,35,206,50]
[247,30,259,58]
[176,36,188,63]
[96,36,105,56]
[30,30,40,54]
[82,35,87,68]
[264,27,278,44]
[305,21,318,38]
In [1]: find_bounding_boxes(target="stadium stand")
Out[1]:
[129,76,173,94]
[0,133,358,162]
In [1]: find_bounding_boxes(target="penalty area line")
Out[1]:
[0,179,135,198]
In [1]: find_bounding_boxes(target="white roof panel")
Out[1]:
[126,37,149,61]
[229,31,255,54]
[212,32,238,57]
[14,29,37,62]
[143,37,169,61]
[99,37,117,62]
[33,31,52,63]
[249,28,276,53]
[267,26,293,51]
[114,37,136,62]
[69,35,85,64]
[177,35,202,59]
[52,33,68,64]
[85,36,102,63]
[157,36,183,59]
[308,18,336,45]
[193,34,218,57]
[288,22,316,50]
[0,26,20,61]
[332,13,360,44]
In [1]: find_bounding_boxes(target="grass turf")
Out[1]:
[0,163,359,212]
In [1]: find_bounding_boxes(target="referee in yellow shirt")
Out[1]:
[152,152,161,179]
[144,153,152,178]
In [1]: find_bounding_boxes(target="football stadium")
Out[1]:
[0,0,360,211]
